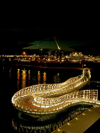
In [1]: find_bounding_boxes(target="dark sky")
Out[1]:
[1,4,99,55]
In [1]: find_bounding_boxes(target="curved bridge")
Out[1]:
[11,68,100,117]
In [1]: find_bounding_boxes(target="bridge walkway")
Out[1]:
[52,105,100,133]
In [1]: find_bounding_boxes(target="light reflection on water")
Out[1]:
[15,68,62,90]
[16,69,48,90]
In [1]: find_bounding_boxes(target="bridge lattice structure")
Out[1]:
[11,68,100,117]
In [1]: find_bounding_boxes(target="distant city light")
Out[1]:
[23,51,26,55]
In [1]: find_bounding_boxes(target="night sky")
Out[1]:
[1,4,99,55]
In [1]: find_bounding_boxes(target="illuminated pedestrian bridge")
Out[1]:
[11,68,100,117]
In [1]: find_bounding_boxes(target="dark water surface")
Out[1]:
[0,65,100,132]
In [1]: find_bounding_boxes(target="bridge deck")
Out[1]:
[52,105,100,133]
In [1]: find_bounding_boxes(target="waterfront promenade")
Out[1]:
[52,105,100,133]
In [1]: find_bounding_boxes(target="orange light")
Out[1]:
[23,51,26,55]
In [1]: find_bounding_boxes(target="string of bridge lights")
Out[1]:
[11,68,100,117]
